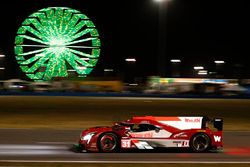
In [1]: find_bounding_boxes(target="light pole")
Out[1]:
[214,60,225,78]
[154,0,172,78]
[170,59,181,77]
[0,54,5,79]
[104,69,114,77]
[125,58,136,83]
[193,66,205,77]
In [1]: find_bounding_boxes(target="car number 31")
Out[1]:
[121,140,131,148]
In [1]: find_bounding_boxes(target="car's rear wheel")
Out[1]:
[98,132,119,152]
[190,133,211,152]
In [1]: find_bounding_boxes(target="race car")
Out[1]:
[75,116,223,153]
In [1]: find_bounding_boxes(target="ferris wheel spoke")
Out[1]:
[55,9,64,34]
[67,46,98,49]
[55,54,68,77]
[63,14,81,36]
[19,53,45,65]
[18,48,47,56]
[70,29,91,41]
[43,55,58,80]
[65,55,86,75]
[27,72,45,80]
[43,53,67,80]
[18,44,48,48]
[65,37,97,46]
[68,48,98,58]
[25,52,52,73]
[18,35,48,45]
[22,26,42,38]
[66,20,86,37]
[61,10,73,33]
[36,17,55,38]
[70,52,94,67]
[74,20,87,32]
[25,19,50,42]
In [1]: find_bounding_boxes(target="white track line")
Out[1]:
[0,144,68,150]
[1,160,250,164]
[37,142,73,144]
[72,97,247,101]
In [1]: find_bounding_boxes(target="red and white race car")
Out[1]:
[76,116,223,153]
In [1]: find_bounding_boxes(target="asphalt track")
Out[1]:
[0,97,250,164]
[0,129,250,163]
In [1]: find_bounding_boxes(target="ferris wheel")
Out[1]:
[14,7,101,81]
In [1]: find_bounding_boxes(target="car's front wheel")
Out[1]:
[190,133,211,152]
[98,132,119,152]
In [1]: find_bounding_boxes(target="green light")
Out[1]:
[14,7,101,81]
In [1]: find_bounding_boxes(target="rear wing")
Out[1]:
[213,118,223,131]
[201,117,223,131]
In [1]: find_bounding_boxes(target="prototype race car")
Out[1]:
[75,116,223,153]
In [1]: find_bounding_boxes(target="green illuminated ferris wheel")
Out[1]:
[14,7,101,81]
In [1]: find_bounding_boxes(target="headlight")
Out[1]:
[81,132,96,144]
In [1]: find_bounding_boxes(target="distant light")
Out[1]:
[215,60,225,64]
[125,58,136,62]
[0,55,5,58]
[198,73,207,75]
[0,67,5,70]
[170,59,181,63]
[104,69,114,72]
[129,83,138,86]
[194,66,204,70]
[198,70,207,75]
[154,0,171,2]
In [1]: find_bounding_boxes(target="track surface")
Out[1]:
[0,129,250,163]
[0,97,250,163]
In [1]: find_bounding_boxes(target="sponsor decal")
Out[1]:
[185,118,201,123]
[173,132,188,138]
[214,135,221,142]
[173,140,189,147]
[132,140,153,149]
[182,141,189,147]
[129,132,153,138]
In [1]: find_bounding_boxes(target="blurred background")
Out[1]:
[0,0,249,97]
[0,77,250,97]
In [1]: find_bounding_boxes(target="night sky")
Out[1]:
[0,0,250,80]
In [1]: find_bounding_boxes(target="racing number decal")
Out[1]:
[182,141,189,147]
[121,140,131,148]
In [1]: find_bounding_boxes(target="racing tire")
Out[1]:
[98,132,120,153]
[189,133,211,153]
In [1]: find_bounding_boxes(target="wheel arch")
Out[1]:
[189,132,212,152]
[97,131,121,152]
